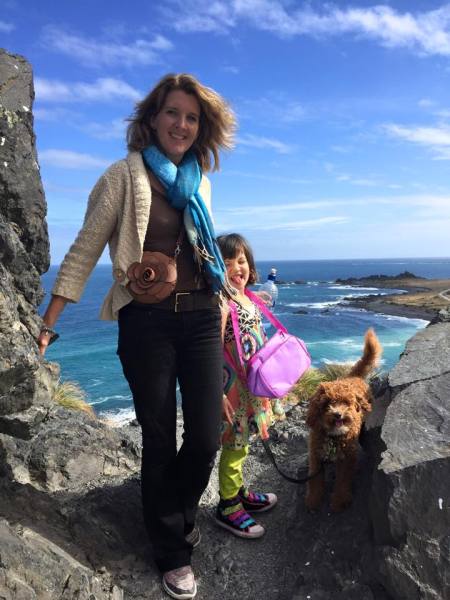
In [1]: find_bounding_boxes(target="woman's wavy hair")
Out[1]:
[217,233,258,286]
[127,73,236,172]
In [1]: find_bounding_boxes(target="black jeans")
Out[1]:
[117,302,223,572]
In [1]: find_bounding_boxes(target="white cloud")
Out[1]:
[0,20,14,33]
[34,107,79,122]
[224,215,349,231]
[254,216,349,231]
[385,123,450,159]
[215,193,450,235]
[336,174,378,186]
[163,1,450,56]
[223,169,311,184]
[39,149,110,169]
[219,194,450,216]
[222,65,240,74]
[237,133,295,153]
[237,95,307,124]
[418,98,435,108]
[82,118,127,140]
[42,25,173,67]
[35,77,141,103]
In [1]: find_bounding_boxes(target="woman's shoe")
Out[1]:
[162,566,197,599]
[238,487,278,513]
[215,497,265,539]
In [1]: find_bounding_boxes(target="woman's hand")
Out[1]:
[37,328,55,356]
[222,394,234,425]
[37,295,69,356]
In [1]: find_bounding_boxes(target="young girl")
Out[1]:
[215,233,278,538]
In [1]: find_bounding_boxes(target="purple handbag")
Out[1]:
[225,289,311,398]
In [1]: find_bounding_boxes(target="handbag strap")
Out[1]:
[225,301,247,382]
[244,289,287,334]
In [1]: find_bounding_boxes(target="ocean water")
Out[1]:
[40,258,450,424]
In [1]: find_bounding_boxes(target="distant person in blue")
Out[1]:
[37,73,236,600]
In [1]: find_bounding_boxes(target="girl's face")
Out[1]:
[151,90,200,165]
[224,249,250,294]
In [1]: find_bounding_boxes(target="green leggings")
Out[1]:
[218,445,249,500]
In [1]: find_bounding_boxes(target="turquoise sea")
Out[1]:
[40,258,450,424]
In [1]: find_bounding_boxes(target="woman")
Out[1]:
[38,73,236,600]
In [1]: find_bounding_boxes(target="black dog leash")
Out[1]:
[261,438,324,484]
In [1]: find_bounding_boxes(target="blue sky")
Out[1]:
[2,0,450,262]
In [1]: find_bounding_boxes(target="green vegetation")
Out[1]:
[53,379,96,418]
[284,363,363,408]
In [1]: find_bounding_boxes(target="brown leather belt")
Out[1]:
[131,289,219,312]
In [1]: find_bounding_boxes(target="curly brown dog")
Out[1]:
[305,328,382,513]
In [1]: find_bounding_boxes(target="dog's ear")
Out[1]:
[306,385,327,428]
[356,392,372,413]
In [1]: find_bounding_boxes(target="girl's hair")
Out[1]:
[217,233,258,285]
[127,73,236,172]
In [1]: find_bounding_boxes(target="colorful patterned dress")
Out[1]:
[222,299,273,450]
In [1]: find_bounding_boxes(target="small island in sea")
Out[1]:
[334,272,450,320]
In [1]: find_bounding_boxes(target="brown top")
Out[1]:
[144,171,206,291]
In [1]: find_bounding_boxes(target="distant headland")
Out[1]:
[334,272,450,320]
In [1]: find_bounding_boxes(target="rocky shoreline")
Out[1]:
[341,295,437,321]
[333,273,450,322]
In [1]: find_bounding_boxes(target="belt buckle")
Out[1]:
[174,292,190,312]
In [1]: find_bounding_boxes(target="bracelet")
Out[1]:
[40,325,57,337]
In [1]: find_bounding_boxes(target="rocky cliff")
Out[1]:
[0,49,448,600]
[0,50,142,600]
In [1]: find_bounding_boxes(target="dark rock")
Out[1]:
[0,51,49,275]
[0,49,52,416]
[388,323,450,387]
[0,518,116,600]
[335,272,421,285]
[369,322,450,600]
[430,307,450,324]
[294,309,308,314]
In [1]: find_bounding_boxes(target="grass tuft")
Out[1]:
[284,362,359,408]
[321,363,352,381]
[53,380,96,418]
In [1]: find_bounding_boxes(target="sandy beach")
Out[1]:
[336,275,450,320]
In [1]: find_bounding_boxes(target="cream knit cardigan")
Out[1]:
[52,151,212,321]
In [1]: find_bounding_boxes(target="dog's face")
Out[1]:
[306,379,371,437]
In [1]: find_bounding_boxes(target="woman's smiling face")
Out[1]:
[151,90,200,164]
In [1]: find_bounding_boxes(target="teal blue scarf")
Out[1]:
[142,145,230,295]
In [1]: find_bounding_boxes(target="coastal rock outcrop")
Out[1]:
[368,322,450,600]
[0,49,142,600]
[0,49,54,421]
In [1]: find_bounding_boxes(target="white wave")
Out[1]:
[328,285,380,291]
[287,300,341,309]
[322,358,359,365]
[382,315,429,326]
[90,394,130,406]
[323,356,388,366]
[307,338,359,346]
[99,407,136,426]
[86,378,104,388]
